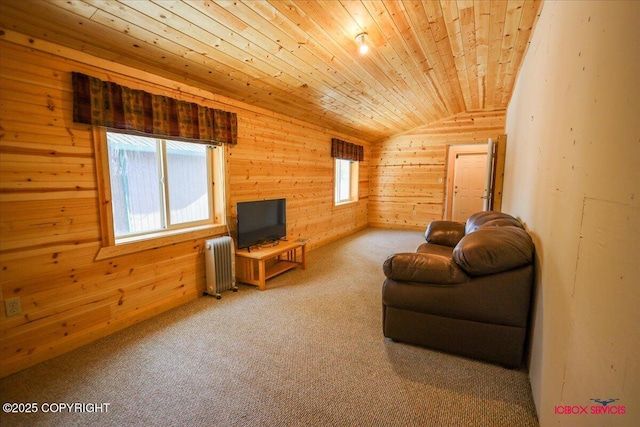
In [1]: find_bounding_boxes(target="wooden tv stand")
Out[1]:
[235,240,307,290]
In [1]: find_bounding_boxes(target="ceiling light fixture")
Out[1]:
[355,32,369,55]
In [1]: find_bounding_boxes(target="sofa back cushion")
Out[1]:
[465,211,523,234]
[453,226,534,276]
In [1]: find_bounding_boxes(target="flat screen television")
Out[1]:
[236,198,286,250]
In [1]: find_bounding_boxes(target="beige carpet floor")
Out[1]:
[0,228,539,426]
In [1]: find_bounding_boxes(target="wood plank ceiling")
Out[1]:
[0,0,542,142]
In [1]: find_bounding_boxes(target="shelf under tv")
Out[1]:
[235,240,306,290]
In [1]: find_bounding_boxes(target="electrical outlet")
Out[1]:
[5,297,21,317]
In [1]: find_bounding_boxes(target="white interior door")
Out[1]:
[451,153,487,222]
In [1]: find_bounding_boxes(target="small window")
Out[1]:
[93,129,227,258]
[334,158,359,205]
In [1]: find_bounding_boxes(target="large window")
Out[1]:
[334,158,359,205]
[94,129,227,258]
[107,132,212,238]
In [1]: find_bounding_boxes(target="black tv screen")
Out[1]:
[236,198,286,249]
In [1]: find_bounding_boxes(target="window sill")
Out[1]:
[334,200,359,208]
[94,224,229,260]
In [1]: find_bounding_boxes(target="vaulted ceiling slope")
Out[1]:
[0,0,542,142]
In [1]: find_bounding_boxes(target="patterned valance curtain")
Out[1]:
[331,138,363,162]
[72,72,237,145]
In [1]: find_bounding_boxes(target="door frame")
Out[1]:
[443,136,507,220]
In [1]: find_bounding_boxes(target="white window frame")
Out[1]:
[334,158,359,206]
[93,128,228,260]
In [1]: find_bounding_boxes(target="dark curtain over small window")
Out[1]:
[331,138,363,162]
[72,72,237,145]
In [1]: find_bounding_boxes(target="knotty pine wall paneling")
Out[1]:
[369,111,505,229]
[0,37,369,377]
[230,113,370,245]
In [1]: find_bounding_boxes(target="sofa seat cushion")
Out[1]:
[453,226,534,276]
[382,265,533,327]
[383,252,466,284]
[416,242,454,257]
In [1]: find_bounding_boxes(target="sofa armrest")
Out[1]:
[465,211,523,234]
[383,252,467,284]
[425,221,466,247]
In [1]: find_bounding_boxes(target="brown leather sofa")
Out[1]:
[382,211,534,367]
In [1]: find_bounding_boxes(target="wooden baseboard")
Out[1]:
[0,291,199,378]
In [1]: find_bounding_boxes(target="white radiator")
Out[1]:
[204,236,237,299]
